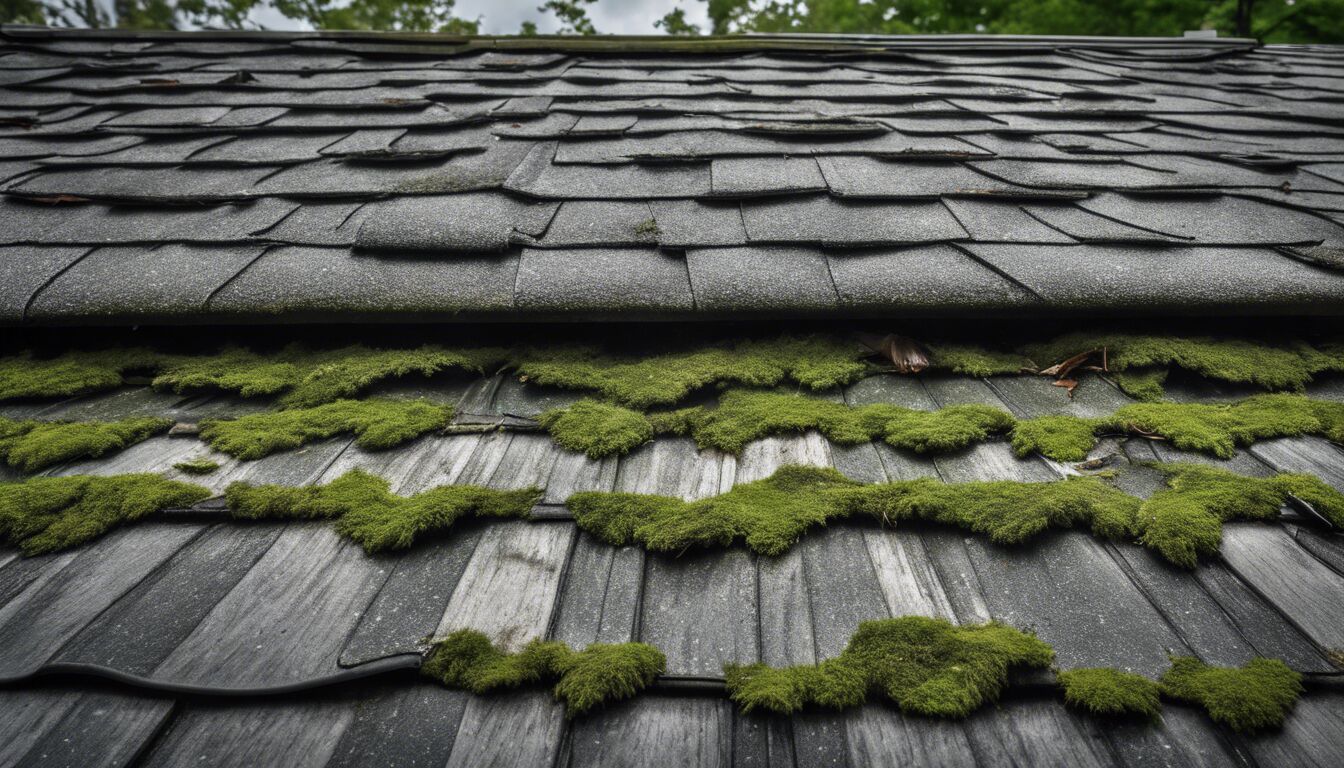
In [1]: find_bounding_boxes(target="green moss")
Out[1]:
[422,629,665,717]
[633,218,660,236]
[537,400,653,458]
[0,348,165,401]
[0,416,172,473]
[725,616,1053,717]
[1058,668,1162,718]
[1011,395,1344,462]
[1138,464,1344,568]
[1160,657,1302,732]
[1023,334,1344,400]
[225,469,539,551]
[0,473,211,555]
[514,336,869,409]
[543,391,1015,458]
[567,465,1138,557]
[925,343,1030,377]
[199,398,451,460]
[172,457,220,475]
[154,344,506,408]
[1110,368,1170,402]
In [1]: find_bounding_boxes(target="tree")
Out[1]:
[272,0,477,32]
[2,0,48,24]
[539,0,597,35]
[656,7,700,35]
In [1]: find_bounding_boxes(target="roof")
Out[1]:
[2,26,1344,324]
[3,365,1344,766]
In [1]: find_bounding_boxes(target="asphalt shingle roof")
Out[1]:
[2,27,1344,324]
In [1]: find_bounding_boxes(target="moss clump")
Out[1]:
[1138,463,1344,568]
[199,398,451,460]
[537,400,652,458]
[543,391,1015,458]
[634,218,660,236]
[0,473,211,555]
[0,349,165,401]
[154,344,506,408]
[422,629,665,717]
[568,465,1138,557]
[1058,668,1162,718]
[1023,334,1344,401]
[1160,657,1302,732]
[1110,368,1170,402]
[172,457,220,475]
[1011,395,1344,462]
[514,336,869,410]
[725,616,1053,717]
[0,416,172,473]
[925,343,1030,377]
[225,469,539,552]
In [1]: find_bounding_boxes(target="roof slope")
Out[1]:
[2,366,1344,764]
[2,28,1344,323]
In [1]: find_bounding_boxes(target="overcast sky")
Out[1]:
[247,0,712,35]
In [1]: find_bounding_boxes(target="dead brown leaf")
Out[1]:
[1039,349,1097,379]
[860,333,929,374]
[1052,378,1079,396]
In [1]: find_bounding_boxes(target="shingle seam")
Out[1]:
[1214,549,1343,666]
[22,244,95,323]
[201,242,276,310]
[1065,201,1197,241]
[947,242,1046,302]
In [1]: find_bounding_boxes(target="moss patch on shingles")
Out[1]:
[0,473,211,555]
[0,416,172,473]
[1011,394,1344,462]
[567,465,1139,557]
[0,348,165,401]
[925,343,1031,377]
[199,398,452,460]
[1058,668,1162,719]
[1024,334,1344,401]
[725,616,1053,717]
[154,344,507,409]
[541,390,1016,458]
[172,457,220,475]
[1160,657,1302,732]
[422,629,665,717]
[514,336,871,410]
[225,469,539,552]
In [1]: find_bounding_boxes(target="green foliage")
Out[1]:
[422,629,665,717]
[538,400,653,458]
[225,469,539,551]
[1138,463,1344,568]
[540,0,597,34]
[1160,657,1302,732]
[2,0,47,24]
[1058,668,1162,718]
[0,416,172,473]
[656,6,701,34]
[200,398,451,460]
[272,0,478,32]
[172,457,220,475]
[515,336,869,410]
[725,616,1053,717]
[0,474,210,555]
[153,344,504,408]
[568,464,1138,557]
[1024,334,1344,401]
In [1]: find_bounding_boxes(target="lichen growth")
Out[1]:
[515,336,870,409]
[225,469,539,552]
[1058,668,1162,718]
[724,616,1053,717]
[0,416,172,473]
[172,457,220,475]
[1138,463,1344,568]
[567,465,1138,557]
[0,474,211,555]
[154,344,506,408]
[422,629,665,717]
[1160,657,1302,732]
[1012,394,1344,462]
[199,399,452,460]
[542,391,1015,458]
[1024,334,1344,401]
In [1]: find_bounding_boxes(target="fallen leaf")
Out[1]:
[1039,349,1097,379]
[860,333,929,374]
[1052,378,1079,396]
